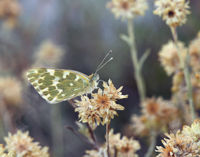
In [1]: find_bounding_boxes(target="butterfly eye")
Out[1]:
[93,74,99,81]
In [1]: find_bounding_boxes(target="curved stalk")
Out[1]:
[127,18,146,102]
[144,131,157,157]
[106,122,111,157]
[170,26,196,122]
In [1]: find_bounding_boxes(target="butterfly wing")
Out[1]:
[27,68,90,104]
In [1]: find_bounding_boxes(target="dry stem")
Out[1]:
[170,26,196,122]
[127,18,146,102]
[106,122,111,157]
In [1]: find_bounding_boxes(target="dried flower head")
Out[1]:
[182,75,200,110]
[117,136,140,157]
[154,0,190,27]
[0,77,22,105]
[0,144,16,157]
[156,119,200,157]
[106,0,148,20]
[158,40,186,76]
[84,147,107,157]
[103,79,128,100]
[182,119,200,145]
[84,129,140,157]
[75,79,127,126]
[4,130,49,157]
[75,96,102,126]
[142,97,177,123]
[33,40,64,67]
[131,114,149,136]
[189,32,200,72]
[171,71,184,92]
[0,0,21,28]
[131,97,178,136]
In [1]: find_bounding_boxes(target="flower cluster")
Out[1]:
[154,0,190,27]
[131,97,178,136]
[84,129,140,157]
[158,40,186,76]
[0,77,22,106]
[106,0,148,20]
[4,130,49,157]
[171,70,184,92]
[33,40,65,67]
[183,75,200,110]
[189,31,200,72]
[156,119,200,157]
[0,144,16,157]
[75,79,128,126]
[0,0,21,28]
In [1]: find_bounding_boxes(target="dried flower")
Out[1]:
[84,148,107,157]
[4,130,49,157]
[117,136,140,157]
[33,40,64,67]
[156,122,200,157]
[0,77,22,105]
[0,144,16,157]
[189,32,200,72]
[0,0,21,28]
[103,79,128,100]
[154,0,190,27]
[142,97,177,123]
[158,40,186,76]
[131,115,149,136]
[84,129,140,157]
[171,71,184,92]
[182,75,200,110]
[131,97,178,136]
[75,96,102,126]
[106,0,148,20]
[75,79,127,126]
[182,119,200,145]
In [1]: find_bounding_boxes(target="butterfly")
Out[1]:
[27,51,113,104]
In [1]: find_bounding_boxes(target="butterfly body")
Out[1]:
[27,68,99,104]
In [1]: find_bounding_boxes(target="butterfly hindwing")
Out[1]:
[27,68,90,104]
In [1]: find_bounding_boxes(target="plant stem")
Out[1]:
[106,122,110,157]
[50,105,64,157]
[86,123,98,146]
[170,26,196,122]
[66,126,96,147]
[144,131,157,157]
[127,18,146,102]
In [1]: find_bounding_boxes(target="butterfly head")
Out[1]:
[88,73,99,90]
[92,73,99,82]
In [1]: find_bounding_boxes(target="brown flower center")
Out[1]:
[101,99,106,104]
[18,144,27,153]
[121,2,129,10]
[123,147,130,153]
[147,102,159,115]
[168,10,175,18]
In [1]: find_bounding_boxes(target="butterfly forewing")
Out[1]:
[27,68,91,104]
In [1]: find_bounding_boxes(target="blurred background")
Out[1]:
[0,0,199,156]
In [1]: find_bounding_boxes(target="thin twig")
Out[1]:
[127,18,146,102]
[170,26,196,122]
[66,126,96,146]
[50,105,64,157]
[144,131,157,157]
[67,99,76,108]
[113,146,118,157]
[106,122,110,157]
[86,123,99,147]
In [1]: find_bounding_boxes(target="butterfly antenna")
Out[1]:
[95,56,113,74]
[95,50,112,73]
